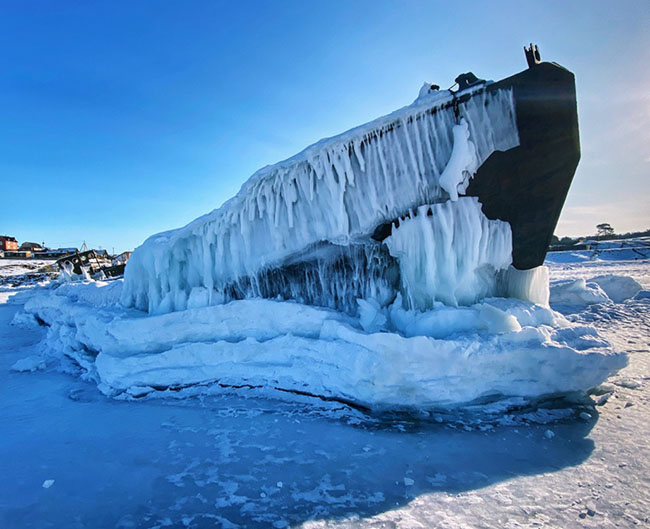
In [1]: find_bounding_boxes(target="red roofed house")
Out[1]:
[0,236,18,251]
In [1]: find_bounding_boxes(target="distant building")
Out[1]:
[112,251,132,266]
[20,241,44,252]
[33,247,78,259]
[3,250,32,259]
[0,236,18,251]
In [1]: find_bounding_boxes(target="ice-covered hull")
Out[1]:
[371,62,580,269]
[258,62,579,312]
[122,59,579,315]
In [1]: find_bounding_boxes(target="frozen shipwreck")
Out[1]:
[122,46,579,315]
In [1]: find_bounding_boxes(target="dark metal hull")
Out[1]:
[467,62,580,270]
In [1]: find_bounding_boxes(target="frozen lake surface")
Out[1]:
[1,258,649,528]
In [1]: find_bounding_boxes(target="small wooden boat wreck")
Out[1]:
[56,250,126,280]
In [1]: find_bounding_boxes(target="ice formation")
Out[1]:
[549,275,643,307]
[15,78,628,412]
[121,87,519,315]
[499,266,550,306]
[438,119,478,201]
[384,197,512,309]
[23,281,626,409]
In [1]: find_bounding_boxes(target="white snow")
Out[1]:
[546,238,650,264]
[415,83,449,104]
[121,88,519,315]
[550,278,611,307]
[0,259,55,303]
[549,273,643,308]
[589,274,642,302]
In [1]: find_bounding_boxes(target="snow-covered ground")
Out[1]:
[1,257,649,528]
[546,237,650,267]
[0,259,55,302]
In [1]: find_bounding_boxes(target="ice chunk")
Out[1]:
[589,275,642,303]
[389,298,484,338]
[388,295,525,339]
[11,355,46,372]
[357,298,387,333]
[11,310,40,328]
[478,303,522,334]
[187,287,212,309]
[550,279,610,307]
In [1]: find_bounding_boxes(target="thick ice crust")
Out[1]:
[121,88,518,314]
[24,281,626,409]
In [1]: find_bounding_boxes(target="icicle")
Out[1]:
[121,88,519,314]
[384,197,513,309]
[352,139,365,172]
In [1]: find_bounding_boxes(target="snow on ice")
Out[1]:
[545,237,650,264]
[550,275,642,308]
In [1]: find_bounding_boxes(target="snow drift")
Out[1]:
[549,275,643,308]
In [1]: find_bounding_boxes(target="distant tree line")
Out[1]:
[550,224,650,250]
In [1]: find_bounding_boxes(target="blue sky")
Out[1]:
[1,0,648,252]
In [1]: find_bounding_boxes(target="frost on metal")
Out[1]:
[121,88,519,314]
